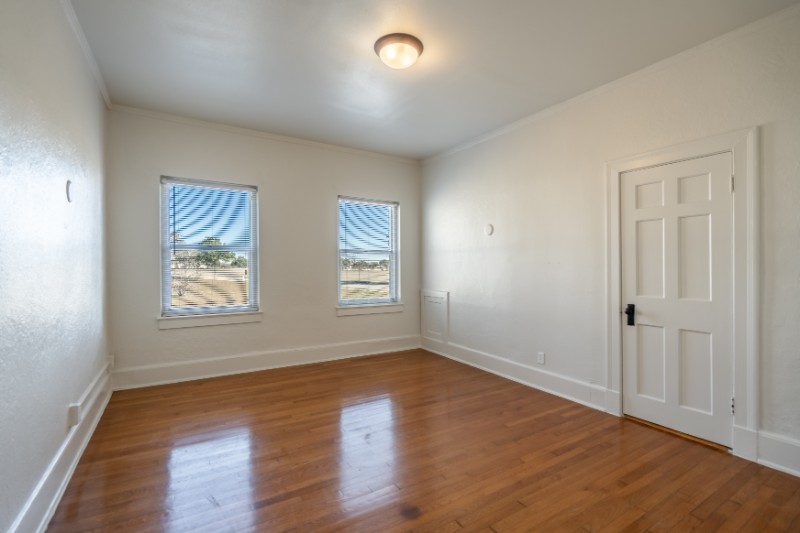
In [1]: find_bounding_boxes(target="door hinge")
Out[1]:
[731,397,735,415]
[730,174,735,192]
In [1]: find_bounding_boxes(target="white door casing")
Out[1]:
[606,128,759,460]
[621,153,733,446]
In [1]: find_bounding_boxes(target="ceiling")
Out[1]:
[70,0,799,159]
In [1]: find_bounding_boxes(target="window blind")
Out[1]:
[161,176,259,316]
[338,196,399,304]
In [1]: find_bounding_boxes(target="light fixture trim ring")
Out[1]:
[374,32,424,69]
[374,33,424,57]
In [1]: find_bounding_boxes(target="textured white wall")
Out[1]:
[0,1,108,530]
[107,109,421,374]
[423,9,800,440]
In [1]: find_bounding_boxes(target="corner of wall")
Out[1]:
[758,432,800,478]
[421,338,609,413]
[112,335,422,390]
[9,366,111,533]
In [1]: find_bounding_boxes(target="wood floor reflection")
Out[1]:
[49,349,800,532]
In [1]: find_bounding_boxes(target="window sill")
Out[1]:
[158,312,262,330]
[336,303,404,317]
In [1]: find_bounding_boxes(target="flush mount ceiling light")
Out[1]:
[374,33,423,69]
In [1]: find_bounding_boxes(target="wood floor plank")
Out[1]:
[766,486,800,530]
[48,349,800,532]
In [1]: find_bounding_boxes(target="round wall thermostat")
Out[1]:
[484,224,494,236]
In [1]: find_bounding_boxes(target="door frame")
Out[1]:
[605,127,759,460]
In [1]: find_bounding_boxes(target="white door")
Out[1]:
[621,152,733,447]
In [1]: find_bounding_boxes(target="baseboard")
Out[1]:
[422,338,607,411]
[422,338,800,478]
[605,389,622,416]
[10,363,111,533]
[758,431,800,478]
[113,335,422,390]
[732,424,758,461]
[8,339,797,533]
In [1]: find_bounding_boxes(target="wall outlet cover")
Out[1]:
[67,404,80,427]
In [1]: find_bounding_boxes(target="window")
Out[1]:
[338,196,399,306]
[160,176,259,317]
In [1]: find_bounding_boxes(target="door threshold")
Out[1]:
[624,415,730,453]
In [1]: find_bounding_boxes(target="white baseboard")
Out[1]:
[733,424,758,461]
[758,431,800,477]
[11,335,797,533]
[10,363,111,533]
[113,335,422,390]
[422,338,607,411]
[605,389,622,416]
[422,338,800,478]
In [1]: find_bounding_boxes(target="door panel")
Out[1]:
[621,153,733,446]
[679,214,710,300]
[679,329,712,413]
[637,324,665,401]
[636,219,665,298]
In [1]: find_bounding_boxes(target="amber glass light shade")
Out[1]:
[374,33,423,69]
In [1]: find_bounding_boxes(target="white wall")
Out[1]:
[0,1,108,531]
[107,108,421,386]
[422,7,800,446]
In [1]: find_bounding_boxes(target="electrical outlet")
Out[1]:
[67,403,80,427]
[536,351,546,365]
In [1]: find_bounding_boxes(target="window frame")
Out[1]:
[160,176,260,318]
[337,195,400,308]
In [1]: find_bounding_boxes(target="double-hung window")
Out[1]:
[338,196,399,306]
[160,176,259,317]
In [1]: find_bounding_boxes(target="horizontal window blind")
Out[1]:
[338,196,399,305]
[161,176,259,316]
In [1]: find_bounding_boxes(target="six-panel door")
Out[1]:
[621,153,733,447]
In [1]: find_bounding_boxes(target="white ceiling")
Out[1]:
[70,0,799,159]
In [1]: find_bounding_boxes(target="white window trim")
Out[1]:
[336,303,404,317]
[160,175,260,319]
[337,195,400,308]
[158,312,263,330]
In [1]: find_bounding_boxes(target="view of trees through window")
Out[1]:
[161,177,258,315]
[339,256,391,300]
[170,235,249,308]
[338,197,398,303]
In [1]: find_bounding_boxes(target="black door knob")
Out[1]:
[624,304,635,326]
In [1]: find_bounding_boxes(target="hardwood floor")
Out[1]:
[49,349,800,532]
